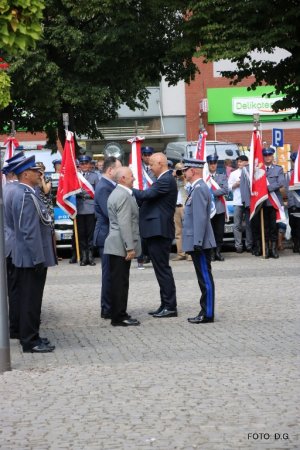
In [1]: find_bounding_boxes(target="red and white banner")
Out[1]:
[3,137,19,161]
[128,136,153,190]
[77,172,95,199]
[194,130,207,161]
[267,187,287,223]
[249,129,268,220]
[2,137,19,184]
[205,174,228,220]
[57,131,82,219]
[289,148,300,202]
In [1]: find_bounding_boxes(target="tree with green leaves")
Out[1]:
[0,0,44,52]
[1,0,198,150]
[179,0,300,115]
[0,0,44,110]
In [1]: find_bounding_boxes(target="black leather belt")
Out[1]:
[176,204,183,207]
[78,195,93,201]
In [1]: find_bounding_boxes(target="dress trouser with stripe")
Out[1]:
[191,248,215,318]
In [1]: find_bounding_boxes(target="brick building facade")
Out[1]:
[185,57,300,152]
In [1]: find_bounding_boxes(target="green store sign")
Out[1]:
[207,87,297,123]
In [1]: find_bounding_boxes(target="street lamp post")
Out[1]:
[0,143,11,373]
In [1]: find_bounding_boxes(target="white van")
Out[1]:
[164,140,242,169]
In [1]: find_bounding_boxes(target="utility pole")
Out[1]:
[0,127,12,372]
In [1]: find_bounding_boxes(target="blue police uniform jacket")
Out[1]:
[182,179,216,251]
[94,177,116,247]
[210,172,228,214]
[76,171,99,215]
[12,184,57,267]
[133,171,177,239]
[286,170,300,208]
[3,180,19,258]
[264,164,284,207]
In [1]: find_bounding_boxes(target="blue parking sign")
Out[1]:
[273,128,283,147]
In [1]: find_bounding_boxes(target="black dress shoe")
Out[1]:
[152,309,177,318]
[188,315,214,324]
[143,256,151,264]
[112,318,140,326]
[40,337,50,345]
[236,248,243,254]
[24,343,55,353]
[148,306,163,315]
[101,312,111,319]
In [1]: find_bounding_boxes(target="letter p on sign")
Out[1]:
[273,128,283,147]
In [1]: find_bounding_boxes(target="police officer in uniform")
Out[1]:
[262,147,284,258]
[2,152,25,339]
[286,151,300,253]
[207,154,229,261]
[76,155,99,266]
[52,159,62,174]
[141,147,156,182]
[182,158,216,323]
[12,156,57,353]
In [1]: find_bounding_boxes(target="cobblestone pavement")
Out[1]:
[1,249,299,450]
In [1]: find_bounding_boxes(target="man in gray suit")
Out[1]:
[12,156,57,353]
[182,158,216,324]
[104,167,142,326]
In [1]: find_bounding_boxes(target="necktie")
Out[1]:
[266,167,269,173]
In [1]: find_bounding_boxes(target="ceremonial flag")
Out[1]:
[194,130,218,218]
[194,130,207,161]
[289,147,300,203]
[128,136,153,190]
[3,136,19,161]
[77,172,95,198]
[249,129,268,220]
[2,137,19,184]
[267,187,287,223]
[56,131,82,219]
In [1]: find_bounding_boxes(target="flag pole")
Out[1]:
[73,217,80,264]
[261,208,266,259]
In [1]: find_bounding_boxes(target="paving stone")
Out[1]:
[0,251,299,449]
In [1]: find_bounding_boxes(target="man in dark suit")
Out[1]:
[76,155,99,266]
[104,167,141,326]
[133,152,178,318]
[182,158,216,323]
[12,156,57,353]
[94,156,122,318]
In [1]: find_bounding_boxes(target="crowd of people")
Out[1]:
[2,144,299,352]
